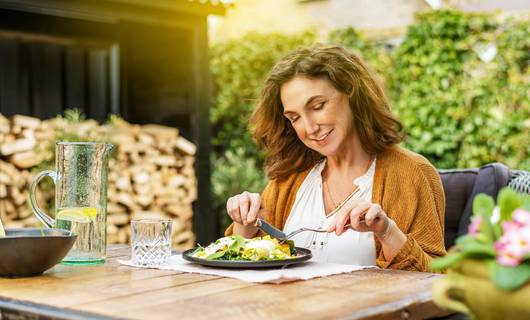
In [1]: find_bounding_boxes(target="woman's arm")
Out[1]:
[374,219,407,261]
[328,160,446,271]
[233,221,259,238]
[376,162,447,272]
[225,181,276,238]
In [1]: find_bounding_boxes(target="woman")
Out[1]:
[225,45,446,272]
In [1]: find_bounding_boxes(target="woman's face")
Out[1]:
[281,75,354,157]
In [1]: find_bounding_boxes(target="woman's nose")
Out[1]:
[303,117,319,135]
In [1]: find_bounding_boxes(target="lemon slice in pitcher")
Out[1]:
[56,207,98,223]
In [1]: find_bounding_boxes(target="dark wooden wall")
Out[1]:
[121,22,193,138]
[0,34,112,121]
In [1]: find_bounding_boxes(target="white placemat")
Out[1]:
[118,254,373,284]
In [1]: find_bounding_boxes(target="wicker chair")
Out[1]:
[509,170,530,194]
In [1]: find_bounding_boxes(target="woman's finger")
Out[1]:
[230,195,244,224]
[336,199,368,235]
[334,210,351,235]
[238,192,251,225]
[327,205,349,233]
[365,204,389,234]
[348,201,371,231]
[327,199,358,233]
[246,193,261,224]
[364,204,382,227]
[226,197,237,223]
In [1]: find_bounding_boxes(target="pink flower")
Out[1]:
[497,251,522,267]
[512,209,530,227]
[468,215,482,236]
[494,220,530,267]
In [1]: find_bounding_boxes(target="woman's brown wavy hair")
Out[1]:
[250,45,404,180]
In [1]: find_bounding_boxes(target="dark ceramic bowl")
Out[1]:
[0,228,77,277]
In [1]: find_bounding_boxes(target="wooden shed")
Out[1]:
[0,0,225,244]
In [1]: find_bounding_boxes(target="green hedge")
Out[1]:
[391,10,529,169]
[210,10,529,230]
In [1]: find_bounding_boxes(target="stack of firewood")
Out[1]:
[0,113,197,250]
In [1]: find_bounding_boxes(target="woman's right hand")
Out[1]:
[226,191,262,226]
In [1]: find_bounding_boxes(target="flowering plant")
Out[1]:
[431,187,530,291]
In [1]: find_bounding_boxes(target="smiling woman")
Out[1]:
[225,45,447,271]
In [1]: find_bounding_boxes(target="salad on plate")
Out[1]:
[191,235,296,261]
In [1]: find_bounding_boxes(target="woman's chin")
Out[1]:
[312,144,340,157]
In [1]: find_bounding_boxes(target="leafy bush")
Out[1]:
[391,10,529,169]
[212,148,268,229]
[455,18,530,170]
[328,27,392,85]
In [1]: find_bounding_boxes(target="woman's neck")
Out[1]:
[325,136,373,178]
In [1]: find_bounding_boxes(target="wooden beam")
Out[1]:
[108,0,227,16]
[87,47,109,122]
[190,18,216,244]
[0,0,225,30]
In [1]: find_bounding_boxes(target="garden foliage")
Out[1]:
[392,10,530,169]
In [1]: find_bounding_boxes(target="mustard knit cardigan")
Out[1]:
[227,146,447,272]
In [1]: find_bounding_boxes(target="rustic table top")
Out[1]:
[0,245,451,320]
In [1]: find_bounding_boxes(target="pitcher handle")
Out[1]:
[432,277,471,315]
[29,170,57,228]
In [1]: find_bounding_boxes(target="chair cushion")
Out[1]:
[457,163,512,237]
[439,169,478,249]
[438,163,511,249]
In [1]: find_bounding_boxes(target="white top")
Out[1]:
[283,159,377,265]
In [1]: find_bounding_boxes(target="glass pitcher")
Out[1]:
[29,142,113,265]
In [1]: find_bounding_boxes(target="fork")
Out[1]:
[254,218,352,243]
[283,224,352,242]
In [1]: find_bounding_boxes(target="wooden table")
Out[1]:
[0,245,451,320]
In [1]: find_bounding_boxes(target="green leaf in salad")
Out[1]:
[191,245,204,256]
[229,235,245,252]
[207,250,229,260]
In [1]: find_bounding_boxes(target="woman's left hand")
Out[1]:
[327,199,390,237]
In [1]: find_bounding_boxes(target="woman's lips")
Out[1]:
[314,130,333,145]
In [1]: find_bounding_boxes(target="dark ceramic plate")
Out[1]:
[182,247,312,268]
[0,228,77,277]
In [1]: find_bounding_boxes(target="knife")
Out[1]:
[254,218,287,241]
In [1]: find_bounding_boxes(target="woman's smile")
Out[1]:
[312,129,333,145]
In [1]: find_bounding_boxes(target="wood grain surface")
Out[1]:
[0,245,451,320]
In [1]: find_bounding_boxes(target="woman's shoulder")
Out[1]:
[264,168,312,197]
[266,167,313,192]
[260,167,313,225]
[378,146,439,181]
[375,146,444,210]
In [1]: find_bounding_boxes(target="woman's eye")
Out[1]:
[289,116,299,123]
[314,102,325,110]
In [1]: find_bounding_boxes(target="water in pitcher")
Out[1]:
[29,142,113,265]
[55,206,106,264]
